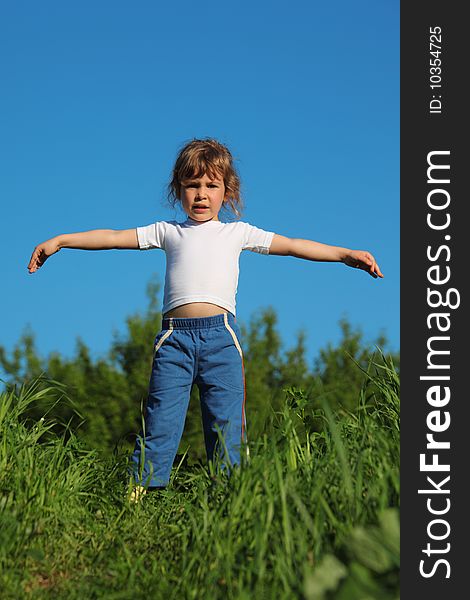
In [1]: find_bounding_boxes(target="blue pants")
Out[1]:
[131,312,247,487]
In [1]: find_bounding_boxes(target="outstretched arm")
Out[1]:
[28,229,139,273]
[268,234,384,279]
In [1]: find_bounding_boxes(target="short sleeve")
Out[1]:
[136,221,169,250]
[241,222,275,254]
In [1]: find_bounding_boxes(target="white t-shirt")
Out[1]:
[136,217,275,316]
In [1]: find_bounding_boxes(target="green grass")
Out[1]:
[0,357,399,599]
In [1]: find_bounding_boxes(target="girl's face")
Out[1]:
[179,172,226,222]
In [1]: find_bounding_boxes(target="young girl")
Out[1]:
[27,138,383,500]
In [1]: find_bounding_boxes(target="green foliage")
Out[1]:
[0,358,399,598]
[0,279,164,453]
[310,319,400,413]
[0,278,399,463]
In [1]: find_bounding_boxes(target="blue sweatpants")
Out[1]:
[131,312,247,487]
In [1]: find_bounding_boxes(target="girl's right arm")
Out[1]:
[28,229,139,273]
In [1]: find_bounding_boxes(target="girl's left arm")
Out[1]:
[268,234,384,279]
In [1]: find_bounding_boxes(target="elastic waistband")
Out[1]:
[161,312,237,330]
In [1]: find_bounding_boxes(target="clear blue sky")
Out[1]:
[1,0,399,373]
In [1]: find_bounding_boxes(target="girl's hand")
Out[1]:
[343,250,384,279]
[28,238,60,273]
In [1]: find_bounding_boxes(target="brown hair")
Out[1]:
[167,138,243,219]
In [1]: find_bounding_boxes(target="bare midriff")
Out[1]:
[163,302,229,319]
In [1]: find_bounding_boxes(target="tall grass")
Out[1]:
[0,357,399,599]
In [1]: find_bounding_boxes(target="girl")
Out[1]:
[28,138,383,500]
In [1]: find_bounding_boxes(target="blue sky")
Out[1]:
[1,1,399,373]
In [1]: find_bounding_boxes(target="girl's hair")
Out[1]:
[167,138,243,219]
